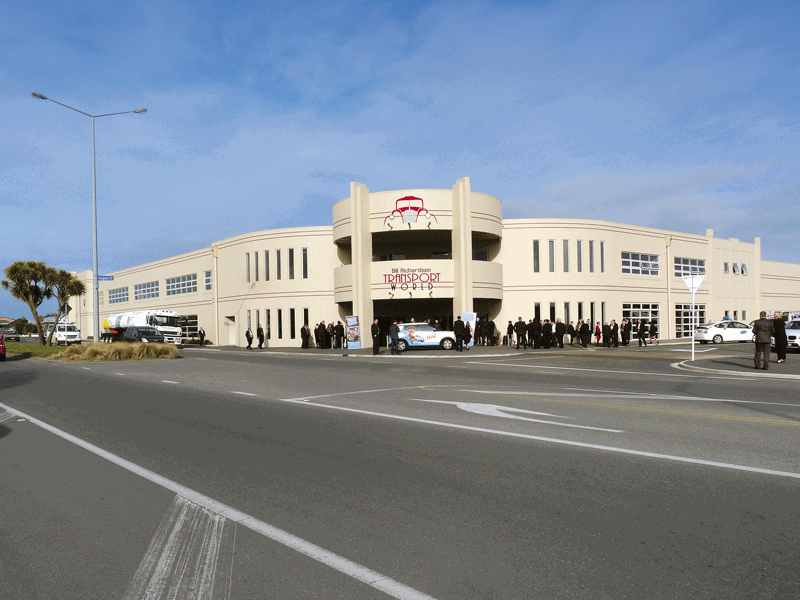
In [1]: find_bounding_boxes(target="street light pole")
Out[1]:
[31,92,146,342]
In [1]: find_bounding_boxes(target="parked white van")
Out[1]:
[44,322,82,345]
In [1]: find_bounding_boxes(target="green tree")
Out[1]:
[45,270,86,346]
[2,261,54,345]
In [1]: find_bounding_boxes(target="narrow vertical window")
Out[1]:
[303,308,309,328]
[265,250,270,281]
[590,302,596,326]
[563,240,569,273]
[534,303,541,320]
[600,241,605,273]
[205,270,212,290]
[288,248,295,280]
[277,309,283,339]
[276,249,282,280]
[254,252,259,282]
[302,248,308,279]
[255,309,260,327]
[290,308,296,339]
[266,309,271,339]
[247,310,251,329]
[245,253,251,283]
[578,302,584,321]
[589,241,595,273]
[577,241,583,272]
[533,240,540,273]
[601,302,606,325]
[549,302,556,322]
[564,302,570,324]
[548,240,555,273]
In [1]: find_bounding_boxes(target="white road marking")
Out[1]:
[82,367,91,370]
[460,361,753,380]
[231,391,257,396]
[410,398,623,433]
[122,495,235,600]
[115,373,126,376]
[668,347,717,353]
[162,380,180,384]
[0,410,16,424]
[280,386,416,402]
[0,401,438,600]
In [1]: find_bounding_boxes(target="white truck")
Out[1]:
[102,310,183,344]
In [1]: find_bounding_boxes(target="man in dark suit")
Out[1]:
[611,320,619,347]
[637,319,648,347]
[257,324,264,349]
[300,324,310,349]
[752,311,775,370]
[555,318,566,348]
[454,316,465,351]
[334,321,345,349]
[371,318,381,355]
[542,319,552,349]
[622,319,632,346]
[245,327,253,350]
[514,317,527,349]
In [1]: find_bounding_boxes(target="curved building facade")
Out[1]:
[70,177,800,346]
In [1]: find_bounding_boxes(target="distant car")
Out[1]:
[694,320,753,344]
[396,323,456,352]
[0,329,20,341]
[123,326,166,343]
[44,323,82,345]
[780,319,800,350]
[0,334,6,361]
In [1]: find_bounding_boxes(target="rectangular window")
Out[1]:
[590,302,596,328]
[674,257,706,277]
[166,274,198,295]
[533,240,540,273]
[549,302,556,322]
[741,264,748,275]
[265,251,270,281]
[109,286,129,304]
[98,291,104,305]
[577,240,583,272]
[277,309,283,339]
[733,310,738,320]
[246,253,250,283]
[742,310,747,321]
[600,241,605,273]
[288,248,295,280]
[601,301,606,325]
[303,308,309,328]
[246,310,251,329]
[724,262,729,274]
[276,250,282,280]
[675,304,706,338]
[255,252,259,282]
[732,263,740,274]
[548,240,555,273]
[302,248,308,279]
[205,270,212,290]
[534,303,541,320]
[289,308,296,339]
[256,309,260,328]
[621,252,659,276]
[563,240,569,273]
[134,281,159,301]
[266,309,271,340]
[623,303,660,330]
[564,302,570,325]
[577,302,583,321]
[589,241,595,273]
[182,314,198,339]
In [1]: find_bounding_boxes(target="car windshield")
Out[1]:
[786,321,800,330]
[138,327,161,336]
[150,315,181,328]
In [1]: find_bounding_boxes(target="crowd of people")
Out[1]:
[506,317,657,349]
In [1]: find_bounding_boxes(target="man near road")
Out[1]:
[454,316,465,352]
[752,311,775,370]
[245,327,253,350]
[371,319,381,355]
[514,317,526,349]
[622,318,632,346]
[389,320,400,355]
[257,324,264,349]
[637,319,648,347]
[300,323,310,349]
[198,327,205,346]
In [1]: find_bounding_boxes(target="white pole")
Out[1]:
[691,287,696,362]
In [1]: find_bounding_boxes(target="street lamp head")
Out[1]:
[32,92,48,100]
[134,108,147,114]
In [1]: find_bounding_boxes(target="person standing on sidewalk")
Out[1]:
[371,318,381,355]
[752,311,775,370]
[773,313,787,363]
[454,316,465,351]
[245,327,253,350]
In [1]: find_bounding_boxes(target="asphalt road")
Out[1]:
[1,342,798,599]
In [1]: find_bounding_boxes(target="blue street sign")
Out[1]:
[98,275,114,281]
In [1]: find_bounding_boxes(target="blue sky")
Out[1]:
[1,0,798,319]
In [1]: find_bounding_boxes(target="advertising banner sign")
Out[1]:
[345,316,361,349]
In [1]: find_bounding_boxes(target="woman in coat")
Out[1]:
[773,313,788,363]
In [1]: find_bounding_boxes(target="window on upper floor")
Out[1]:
[674,257,706,277]
[622,252,659,276]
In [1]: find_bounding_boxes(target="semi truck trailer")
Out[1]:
[102,310,183,344]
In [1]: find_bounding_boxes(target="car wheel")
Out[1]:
[441,338,454,350]
[397,340,407,352]
[712,335,723,344]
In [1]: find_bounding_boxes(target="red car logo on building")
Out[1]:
[384,196,437,229]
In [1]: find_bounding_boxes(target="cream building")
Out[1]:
[69,177,800,346]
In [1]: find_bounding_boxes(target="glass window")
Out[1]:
[302,248,308,279]
[621,252,659,276]
[548,240,555,273]
[674,257,706,277]
[166,274,197,295]
[564,302,570,324]
[277,309,283,339]
[589,241,595,273]
[109,286,129,304]
[600,241,605,273]
[255,252,259,282]
[266,309,271,339]
[533,240,540,273]
[577,241,582,272]
[675,304,706,338]
[246,253,250,283]
[289,248,295,280]
[473,250,489,261]
[741,264,748,275]
[303,308,309,328]
[247,310,251,329]
[265,250,270,281]
[563,240,569,272]
[732,263,740,274]
[290,308,296,339]
[623,303,660,329]
[134,281,159,300]
[182,314,198,339]
[724,262,729,274]
[276,250,282,280]
[205,270,212,290]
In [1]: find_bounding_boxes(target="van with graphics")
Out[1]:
[396,322,456,352]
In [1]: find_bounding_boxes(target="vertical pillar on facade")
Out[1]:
[451,177,473,318]
[664,235,672,340]
[350,181,373,333]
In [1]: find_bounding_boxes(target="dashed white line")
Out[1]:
[162,380,180,384]
[231,391,257,396]
[115,373,126,376]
